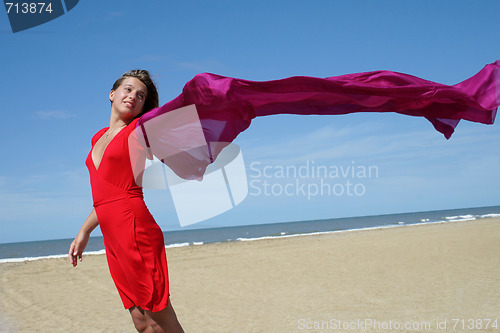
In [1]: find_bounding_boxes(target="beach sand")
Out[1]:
[1,218,499,332]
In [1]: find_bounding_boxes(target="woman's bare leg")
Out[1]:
[129,298,184,333]
[129,306,163,333]
[146,298,184,333]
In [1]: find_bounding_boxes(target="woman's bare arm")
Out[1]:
[68,209,99,267]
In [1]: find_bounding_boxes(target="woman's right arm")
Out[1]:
[68,209,99,267]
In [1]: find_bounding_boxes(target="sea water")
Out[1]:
[1,205,499,263]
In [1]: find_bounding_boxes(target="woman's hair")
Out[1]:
[112,69,159,117]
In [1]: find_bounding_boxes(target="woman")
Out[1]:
[69,70,185,333]
[70,62,498,332]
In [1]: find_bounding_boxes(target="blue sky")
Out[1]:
[0,1,499,243]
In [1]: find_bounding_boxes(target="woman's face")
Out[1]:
[109,77,148,121]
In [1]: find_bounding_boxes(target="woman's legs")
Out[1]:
[130,306,161,333]
[129,298,184,333]
[146,298,184,333]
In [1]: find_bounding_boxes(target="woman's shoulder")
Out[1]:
[90,127,109,145]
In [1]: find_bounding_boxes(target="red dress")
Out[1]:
[86,118,169,312]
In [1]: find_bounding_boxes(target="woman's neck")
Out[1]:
[109,112,131,129]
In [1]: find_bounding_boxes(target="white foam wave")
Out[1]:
[165,241,204,249]
[0,242,210,263]
[444,215,476,222]
[481,213,500,218]
[236,224,409,242]
[166,242,190,248]
[0,249,106,264]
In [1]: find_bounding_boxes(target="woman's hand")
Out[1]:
[69,209,99,267]
[69,231,90,267]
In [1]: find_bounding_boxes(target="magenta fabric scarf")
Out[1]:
[136,61,499,179]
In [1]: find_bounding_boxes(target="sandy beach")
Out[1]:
[1,218,499,332]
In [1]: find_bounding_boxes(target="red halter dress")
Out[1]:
[86,118,169,312]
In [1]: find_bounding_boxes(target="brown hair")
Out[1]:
[112,69,159,117]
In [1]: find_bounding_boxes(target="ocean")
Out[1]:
[1,205,499,263]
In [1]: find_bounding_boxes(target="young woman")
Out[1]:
[69,70,184,333]
[69,61,498,332]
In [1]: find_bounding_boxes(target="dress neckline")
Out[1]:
[91,125,127,171]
